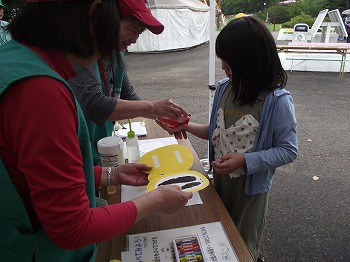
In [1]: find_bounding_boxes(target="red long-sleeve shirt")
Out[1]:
[0,46,137,250]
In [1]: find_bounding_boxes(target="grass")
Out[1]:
[218,20,283,32]
[266,23,282,31]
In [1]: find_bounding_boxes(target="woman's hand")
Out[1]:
[133,185,193,221]
[153,185,193,214]
[211,153,246,175]
[153,99,189,120]
[113,163,152,186]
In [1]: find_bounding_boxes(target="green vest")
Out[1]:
[88,52,125,165]
[0,41,98,262]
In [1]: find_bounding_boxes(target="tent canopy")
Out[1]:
[128,0,210,53]
[148,0,209,11]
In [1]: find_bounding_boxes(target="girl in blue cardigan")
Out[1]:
[158,16,298,261]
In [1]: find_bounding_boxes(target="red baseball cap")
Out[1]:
[118,0,164,35]
[26,0,83,2]
[26,0,164,35]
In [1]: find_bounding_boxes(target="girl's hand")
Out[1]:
[211,153,246,175]
[113,163,152,186]
[155,119,188,139]
[158,114,191,128]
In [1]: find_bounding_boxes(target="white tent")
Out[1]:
[127,0,210,53]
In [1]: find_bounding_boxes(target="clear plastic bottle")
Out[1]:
[126,120,140,163]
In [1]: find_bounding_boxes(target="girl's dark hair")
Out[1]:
[215,16,287,105]
[8,1,120,62]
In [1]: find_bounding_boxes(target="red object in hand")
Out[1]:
[160,114,191,129]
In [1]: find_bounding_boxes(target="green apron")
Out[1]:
[0,40,98,262]
[88,52,125,165]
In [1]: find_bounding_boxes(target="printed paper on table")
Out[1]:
[123,222,239,262]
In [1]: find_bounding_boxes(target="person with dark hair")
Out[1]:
[68,0,188,165]
[0,1,192,261]
[344,15,350,43]
[0,0,11,45]
[158,16,298,261]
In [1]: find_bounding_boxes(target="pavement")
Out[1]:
[124,32,350,261]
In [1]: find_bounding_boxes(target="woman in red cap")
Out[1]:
[0,1,192,261]
[68,0,189,166]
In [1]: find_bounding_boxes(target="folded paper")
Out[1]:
[139,144,209,192]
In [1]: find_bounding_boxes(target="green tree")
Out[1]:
[221,0,250,15]
[220,0,348,16]
[282,12,315,28]
[285,0,347,17]
[266,5,291,30]
[326,0,348,10]
[219,0,237,15]
[221,0,277,15]
[304,0,328,17]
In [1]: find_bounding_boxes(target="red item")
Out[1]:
[160,114,191,129]
[26,0,165,35]
[26,0,82,2]
[118,0,164,34]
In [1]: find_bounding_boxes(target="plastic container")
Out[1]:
[173,235,206,262]
[97,136,124,194]
[126,119,140,163]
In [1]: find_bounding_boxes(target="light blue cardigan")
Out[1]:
[209,78,298,197]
